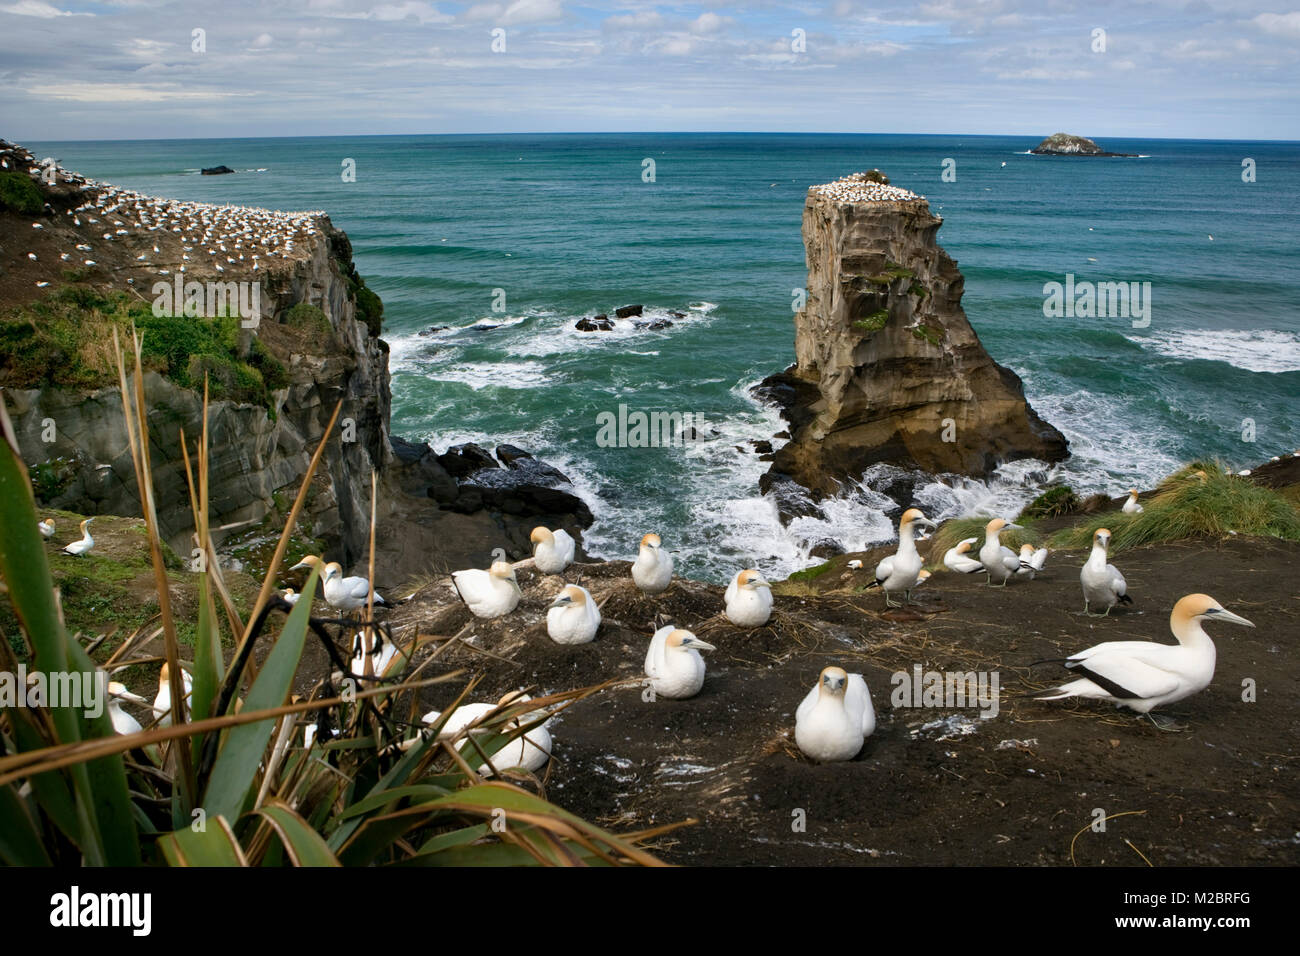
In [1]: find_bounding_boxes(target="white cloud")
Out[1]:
[1250,11,1300,38]
[463,0,563,26]
[690,12,730,34]
[31,82,250,102]
[1,0,91,17]
[252,32,273,47]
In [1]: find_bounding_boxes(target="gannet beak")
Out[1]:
[289,561,307,571]
[684,637,716,652]
[752,576,772,589]
[1207,608,1255,628]
[549,593,572,607]
[1005,522,1022,530]
[918,518,937,529]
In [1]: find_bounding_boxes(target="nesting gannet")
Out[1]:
[631,532,674,594]
[349,629,401,678]
[847,559,863,570]
[290,555,384,613]
[546,584,601,644]
[152,663,193,727]
[942,537,984,574]
[451,561,521,618]
[867,508,936,606]
[38,518,55,538]
[1035,594,1253,714]
[644,626,715,699]
[107,681,148,736]
[531,526,575,575]
[979,518,1022,586]
[724,569,774,628]
[1017,543,1048,578]
[421,691,552,774]
[1080,528,1132,615]
[61,518,95,556]
[281,587,300,607]
[795,666,876,762]
[1122,488,1144,514]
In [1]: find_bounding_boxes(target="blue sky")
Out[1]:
[2,0,1297,141]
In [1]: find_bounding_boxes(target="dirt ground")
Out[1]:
[335,533,1300,867]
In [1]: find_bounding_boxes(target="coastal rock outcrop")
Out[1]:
[759,172,1068,498]
[1030,133,1138,157]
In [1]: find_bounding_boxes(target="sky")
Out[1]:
[1,0,1297,141]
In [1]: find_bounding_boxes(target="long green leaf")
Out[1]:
[0,783,52,866]
[158,816,248,866]
[200,567,319,822]
[254,804,340,867]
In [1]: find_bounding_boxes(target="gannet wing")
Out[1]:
[451,569,488,604]
[553,529,576,563]
[724,577,739,605]
[1065,653,1180,701]
[1030,547,1048,571]
[1107,565,1127,596]
[645,625,673,679]
[1000,549,1020,572]
[846,674,876,736]
[873,555,895,582]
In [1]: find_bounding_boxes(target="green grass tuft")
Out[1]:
[1019,485,1080,520]
[854,310,890,333]
[1049,468,1300,552]
[0,170,44,214]
[786,561,833,582]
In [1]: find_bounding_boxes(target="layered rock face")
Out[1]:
[762,172,1068,497]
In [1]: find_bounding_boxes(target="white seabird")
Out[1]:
[421,691,552,774]
[349,628,402,678]
[724,569,774,628]
[451,560,521,619]
[1034,593,1253,715]
[152,662,193,727]
[530,525,575,575]
[107,681,148,736]
[38,518,55,538]
[631,532,674,594]
[1017,543,1048,578]
[846,559,863,570]
[979,518,1022,586]
[1122,488,1144,514]
[867,508,937,606]
[644,626,715,699]
[290,555,384,612]
[281,587,300,607]
[546,583,601,644]
[942,536,984,574]
[61,517,95,556]
[795,666,876,762]
[1080,528,1132,615]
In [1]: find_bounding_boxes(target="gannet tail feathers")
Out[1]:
[1117,593,1134,605]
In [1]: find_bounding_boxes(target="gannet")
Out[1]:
[531,526,576,575]
[38,518,55,538]
[152,663,193,727]
[942,536,984,574]
[1017,543,1048,579]
[451,561,521,618]
[867,508,936,606]
[1035,594,1253,714]
[847,559,863,570]
[644,626,715,699]
[1080,528,1132,615]
[794,666,876,762]
[1122,488,1144,514]
[349,629,401,678]
[631,532,674,594]
[62,518,95,556]
[546,584,601,644]
[281,587,300,607]
[421,691,552,774]
[107,681,147,736]
[914,568,932,589]
[724,569,774,628]
[979,518,1022,586]
[290,555,384,612]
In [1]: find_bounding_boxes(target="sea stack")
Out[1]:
[1029,133,1138,157]
[759,171,1068,497]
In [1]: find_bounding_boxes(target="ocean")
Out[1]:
[28,133,1300,582]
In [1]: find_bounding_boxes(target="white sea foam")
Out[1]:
[1128,328,1300,374]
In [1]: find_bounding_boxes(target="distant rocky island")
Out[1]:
[200,165,235,175]
[1030,133,1138,157]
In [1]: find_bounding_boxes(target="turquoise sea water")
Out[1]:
[29,134,1300,581]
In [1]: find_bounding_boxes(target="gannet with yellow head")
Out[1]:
[290,555,385,612]
[38,518,55,539]
[942,536,983,574]
[978,518,1022,586]
[1035,594,1253,715]
[868,508,937,606]
[644,626,715,699]
[1017,543,1048,578]
[62,517,95,556]
[546,583,601,644]
[152,662,193,727]
[1122,488,1144,514]
[419,690,552,774]
[795,666,876,761]
[1080,528,1131,615]
[631,532,674,594]
[724,569,774,628]
[451,560,521,618]
[107,681,148,736]
[531,525,576,575]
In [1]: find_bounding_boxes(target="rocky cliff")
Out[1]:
[759,171,1068,499]
[1,141,590,587]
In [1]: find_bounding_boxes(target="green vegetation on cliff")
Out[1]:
[0,170,44,214]
[0,286,288,412]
